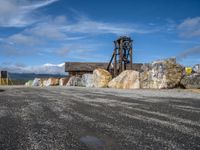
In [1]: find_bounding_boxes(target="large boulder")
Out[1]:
[140,71,151,88]
[108,70,140,89]
[59,77,69,86]
[25,80,33,86]
[66,76,82,86]
[81,74,94,87]
[140,58,183,89]
[32,78,42,86]
[93,69,112,88]
[44,78,59,86]
[193,64,200,73]
[180,73,200,89]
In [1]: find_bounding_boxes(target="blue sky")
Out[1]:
[0,0,200,74]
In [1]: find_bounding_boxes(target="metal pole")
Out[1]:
[130,47,133,70]
[114,49,117,77]
[119,39,123,73]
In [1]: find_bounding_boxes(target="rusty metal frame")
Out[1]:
[107,36,133,77]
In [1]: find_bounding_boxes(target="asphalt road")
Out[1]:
[0,86,200,150]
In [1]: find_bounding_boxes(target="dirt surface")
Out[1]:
[0,86,200,150]
[189,89,200,93]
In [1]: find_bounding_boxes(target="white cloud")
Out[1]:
[0,0,59,27]
[27,15,154,40]
[61,17,155,35]
[30,63,65,74]
[178,17,200,38]
[29,23,66,40]
[0,62,65,74]
[43,63,65,67]
[177,46,200,60]
[8,33,40,45]
[21,0,59,10]
[1,14,157,57]
[55,43,110,62]
[11,13,155,39]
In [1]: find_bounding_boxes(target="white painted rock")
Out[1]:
[81,74,94,88]
[32,78,42,86]
[66,76,82,86]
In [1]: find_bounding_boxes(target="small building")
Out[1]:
[65,62,108,76]
[65,62,143,76]
[0,71,8,85]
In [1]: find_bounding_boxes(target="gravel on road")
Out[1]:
[0,86,200,150]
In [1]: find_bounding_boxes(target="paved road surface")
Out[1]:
[0,86,200,150]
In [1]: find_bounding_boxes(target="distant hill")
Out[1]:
[7,73,66,85]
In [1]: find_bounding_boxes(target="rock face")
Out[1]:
[44,78,59,86]
[66,76,82,86]
[181,73,200,89]
[93,69,112,88]
[81,74,94,87]
[140,58,183,89]
[59,77,69,86]
[108,70,140,89]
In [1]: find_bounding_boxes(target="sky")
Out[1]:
[0,0,200,74]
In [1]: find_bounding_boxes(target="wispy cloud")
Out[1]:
[61,16,157,35]
[1,14,158,58]
[178,17,200,38]
[0,62,65,74]
[1,44,40,57]
[21,0,59,10]
[0,0,59,27]
[171,39,200,44]
[55,43,108,61]
[177,46,200,60]
[8,33,41,46]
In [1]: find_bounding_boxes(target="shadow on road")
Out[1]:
[0,89,5,92]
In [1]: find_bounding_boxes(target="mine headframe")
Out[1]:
[107,36,133,77]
